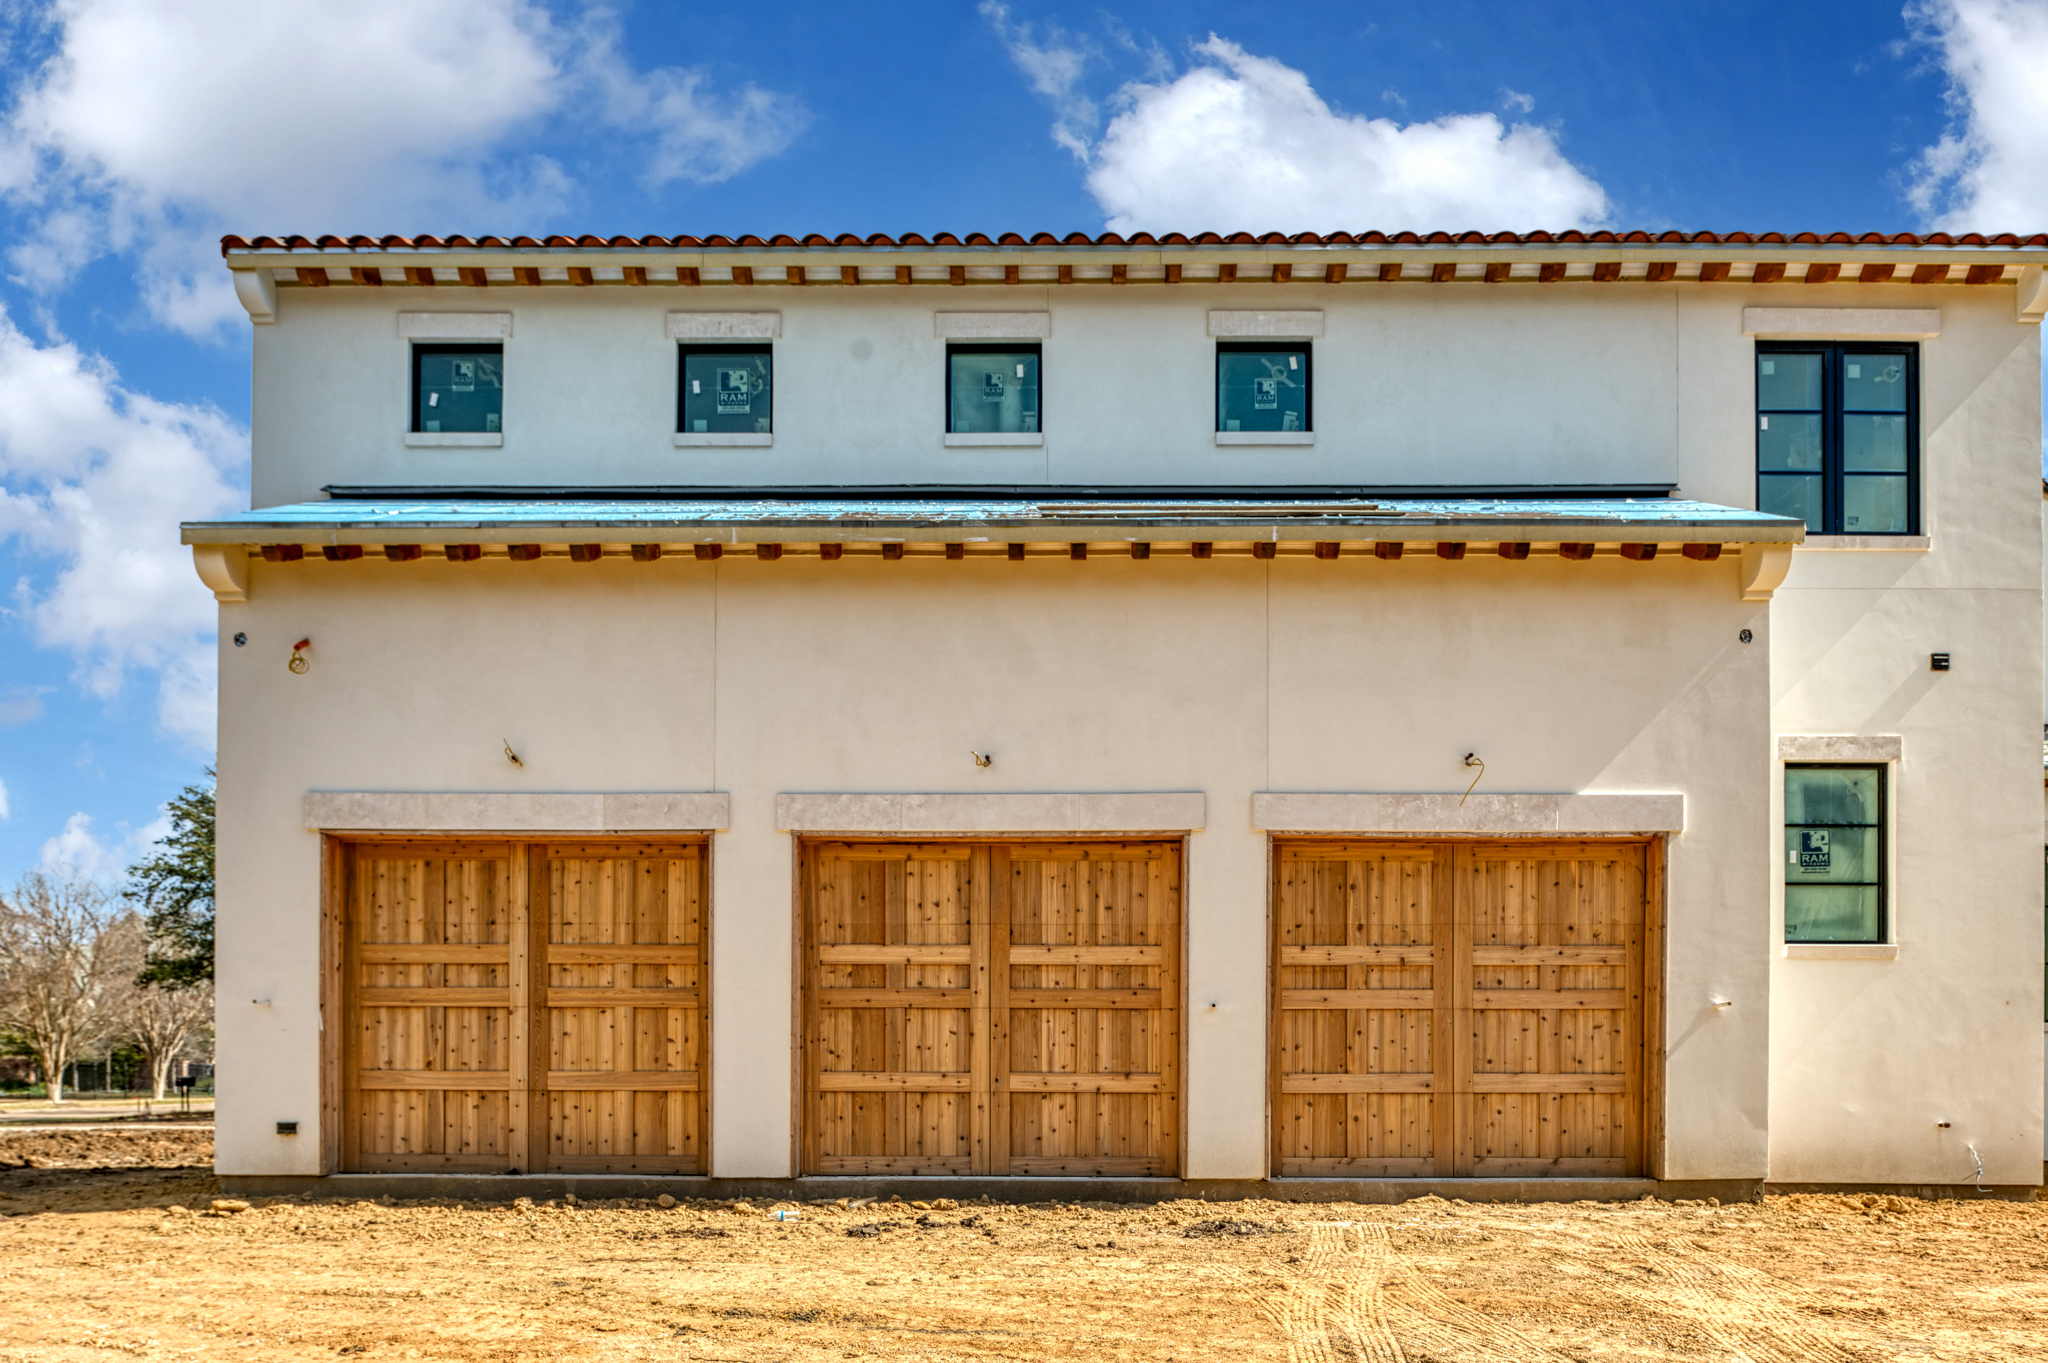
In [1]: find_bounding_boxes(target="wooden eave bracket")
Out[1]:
[2018,266,2048,323]
[1740,543,1793,602]
[192,544,250,602]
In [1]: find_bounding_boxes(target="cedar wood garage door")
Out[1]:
[802,840,1182,1176]
[338,838,707,1173]
[1272,840,1653,1178]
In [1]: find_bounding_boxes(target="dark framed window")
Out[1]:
[1217,342,1311,433]
[1785,764,1886,943]
[1757,343,1917,534]
[411,343,503,434]
[679,344,772,434]
[946,343,1040,434]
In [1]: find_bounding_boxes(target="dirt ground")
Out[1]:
[2,1129,2045,1361]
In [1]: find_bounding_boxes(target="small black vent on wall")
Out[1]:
[276,1121,298,1136]
[1930,653,1951,672]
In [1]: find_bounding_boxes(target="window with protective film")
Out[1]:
[412,344,502,434]
[1216,342,1311,433]
[1784,764,1886,943]
[946,343,1040,434]
[679,344,772,434]
[1756,344,1917,534]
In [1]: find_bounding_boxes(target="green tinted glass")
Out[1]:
[681,350,771,433]
[1758,414,1823,471]
[1217,348,1309,432]
[1842,477,1910,533]
[415,347,502,434]
[1843,415,1908,472]
[948,349,1040,433]
[1757,353,1821,410]
[1759,474,1823,531]
[1785,886,1881,943]
[1785,767,1879,824]
[1841,354,1908,412]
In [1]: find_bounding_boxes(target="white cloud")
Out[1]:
[39,811,112,881]
[581,16,810,186]
[0,304,243,746]
[1905,0,2048,231]
[0,686,48,725]
[0,776,10,821]
[982,1,1101,159]
[1083,38,1609,234]
[0,0,809,333]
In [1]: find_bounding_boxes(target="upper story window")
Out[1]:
[947,343,1040,434]
[1217,342,1310,433]
[680,344,772,434]
[412,343,502,434]
[1784,764,1886,943]
[1756,344,1917,535]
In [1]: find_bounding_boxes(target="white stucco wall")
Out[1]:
[213,274,2045,1186]
[1764,293,2044,1186]
[213,551,1768,1180]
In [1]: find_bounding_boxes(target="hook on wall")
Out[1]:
[502,739,524,768]
[287,638,310,674]
[1460,753,1485,806]
[970,751,993,768]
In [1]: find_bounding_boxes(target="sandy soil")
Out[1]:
[1,1129,2045,1361]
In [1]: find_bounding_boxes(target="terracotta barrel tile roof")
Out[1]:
[221,229,2048,254]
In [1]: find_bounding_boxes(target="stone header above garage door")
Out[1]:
[303,791,730,832]
[775,792,1206,834]
[1251,792,1683,834]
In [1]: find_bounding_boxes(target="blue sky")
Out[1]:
[0,0,2042,885]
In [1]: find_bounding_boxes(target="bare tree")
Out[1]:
[122,978,214,1101]
[0,873,140,1102]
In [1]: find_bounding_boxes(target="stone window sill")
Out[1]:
[405,432,502,448]
[1797,535,1929,552]
[675,433,772,447]
[1783,942,1898,960]
[1216,431,1314,446]
[944,432,1043,447]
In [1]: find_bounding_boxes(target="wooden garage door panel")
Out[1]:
[340,838,707,1176]
[343,844,526,1173]
[544,849,706,1174]
[806,844,988,1174]
[1272,840,1650,1180]
[1461,845,1644,1177]
[803,840,1180,1177]
[1004,845,1180,1176]
[1273,845,1446,1177]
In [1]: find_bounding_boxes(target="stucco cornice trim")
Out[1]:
[1777,734,1902,762]
[1251,792,1684,834]
[302,791,730,832]
[1741,306,1940,339]
[774,792,1205,834]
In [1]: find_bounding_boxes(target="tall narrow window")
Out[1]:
[1757,344,1917,534]
[1784,764,1886,943]
[946,343,1040,434]
[679,344,772,434]
[1217,342,1311,433]
[412,343,503,434]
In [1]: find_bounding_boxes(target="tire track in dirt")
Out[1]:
[1377,1245,1576,1363]
[1604,1229,1857,1363]
[1259,1222,1405,1363]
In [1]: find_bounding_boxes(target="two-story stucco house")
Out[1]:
[186,228,2047,1199]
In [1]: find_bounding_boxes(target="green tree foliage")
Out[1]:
[126,770,214,989]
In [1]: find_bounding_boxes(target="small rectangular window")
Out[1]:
[1757,344,1917,534]
[412,343,503,434]
[1216,342,1311,433]
[947,344,1040,434]
[1784,764,1886,943]
[679,344,772,434]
